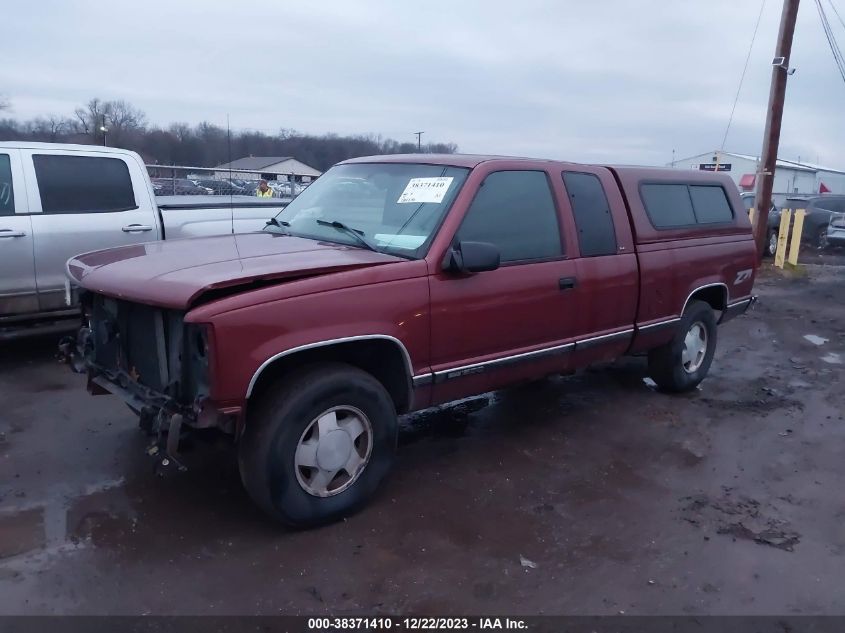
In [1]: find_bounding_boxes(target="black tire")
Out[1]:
[816,226,829,250]
[238,362,397,527]
[647,300,717,393]
[766,229,778,257]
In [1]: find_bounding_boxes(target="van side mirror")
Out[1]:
[443,241,500,274]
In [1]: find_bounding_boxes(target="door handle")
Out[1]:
[0,229,26,238]
[122,224,153,233]
[559,277,577,290]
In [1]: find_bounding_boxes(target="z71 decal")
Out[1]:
[734,269,753,285]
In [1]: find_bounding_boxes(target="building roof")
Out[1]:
[214,156,293,170]
[674,150,845,175]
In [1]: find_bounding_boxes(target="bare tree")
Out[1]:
[73,97,110,140]
[0,95,458,167]
[107,99,146,143]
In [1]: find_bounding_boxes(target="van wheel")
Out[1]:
[647,300,717,393]
[766,229,778,257]
[816,227,829,250]
[239,362,397,527]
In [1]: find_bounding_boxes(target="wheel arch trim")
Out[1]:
[245,334,415,398]
[681,282,729,316]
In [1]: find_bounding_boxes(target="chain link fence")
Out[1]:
[146,164,313,199]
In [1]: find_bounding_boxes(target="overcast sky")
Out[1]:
[3,0,845,167]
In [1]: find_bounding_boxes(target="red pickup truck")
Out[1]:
[64,154,757,526]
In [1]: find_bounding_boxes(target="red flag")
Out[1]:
[819,182,831,193]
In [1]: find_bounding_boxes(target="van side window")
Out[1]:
[0,154,15,216]
[689,185,733,223]
[562,172,617,256]
[33,155,137,214]
[458,170,562,263]
[640,184,697,228]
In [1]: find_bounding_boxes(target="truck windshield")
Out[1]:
[268,163,470,259]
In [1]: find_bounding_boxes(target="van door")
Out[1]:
[21,149,162,312]
[0,149,38,317]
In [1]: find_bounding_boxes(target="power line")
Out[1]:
[721,0,767,150]
[814,0,845,84]
[828,0,845,30]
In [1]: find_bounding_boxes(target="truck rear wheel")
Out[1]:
[239,362,398,527]
[647,300,717,393]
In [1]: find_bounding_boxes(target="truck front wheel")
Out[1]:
[239,362,398,527]
[647,300,717,393]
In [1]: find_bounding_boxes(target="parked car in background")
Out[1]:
[828,212,845,247]
[269,181,294,197]
[779,195,845,250]
[739,192,783,257]
[152,177,209,196]
[234,180,260,195]
[195,179,247,196]
[63,154,757,527]
[0,142,289,337]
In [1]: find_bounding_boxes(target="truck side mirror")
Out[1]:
[443,241,500,274]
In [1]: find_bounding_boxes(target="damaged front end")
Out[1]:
[59,291,225,470]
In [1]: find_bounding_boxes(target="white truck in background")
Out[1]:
[0,142,288,338]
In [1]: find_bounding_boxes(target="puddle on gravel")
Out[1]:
[821,353,843,365]
[0,478,129,565]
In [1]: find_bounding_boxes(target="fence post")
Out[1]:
[775,209,791,269]
[787,209,806,266]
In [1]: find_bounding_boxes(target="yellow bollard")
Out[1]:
[775,209,791,269]
[787,209,806,266]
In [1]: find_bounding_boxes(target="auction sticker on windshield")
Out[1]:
[397,177,454,204]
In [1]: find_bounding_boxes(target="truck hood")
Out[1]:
[67,233,403,309]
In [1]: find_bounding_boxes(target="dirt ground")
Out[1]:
[1,261,844,616]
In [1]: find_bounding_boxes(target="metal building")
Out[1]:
[669,150,845,195]
[214,156,322,182]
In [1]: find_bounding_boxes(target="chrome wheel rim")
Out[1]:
[768,232,777,255]
[681,322,708,373]
[818,229,828,250]
[294,405,373,497]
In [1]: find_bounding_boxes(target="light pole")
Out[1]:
[414,131,424,152]
[99,114,108,146]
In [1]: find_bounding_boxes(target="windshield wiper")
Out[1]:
[316,219,379,252]
[263,217,291,234]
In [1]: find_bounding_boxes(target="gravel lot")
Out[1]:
[1,262,844,615]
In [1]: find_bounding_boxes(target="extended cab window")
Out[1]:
[459,170,562,263]
[641,183,734,228]
[689,185,733,223]
[640,184,696,228]
[0,154,14,215]
[33,155,136,214]
[562,172,617,257]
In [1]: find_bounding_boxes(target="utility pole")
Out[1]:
[414,131,424,152]
[99,113,108,147]
[753,0,800,259]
